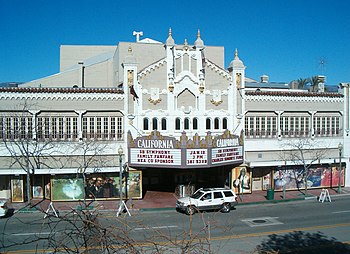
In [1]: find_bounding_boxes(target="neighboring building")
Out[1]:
[0,29,348,203]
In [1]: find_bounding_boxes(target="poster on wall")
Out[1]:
[324,166,345,187]
[11,176,24,202]
[127,171,142,199]
[231,167,252,194]
[32,176,44,199]
[273,169,303,191]
[51,175,85,201]
[45,182,51,200]
[272,165,345,191]
[262,173,272,190]
[85,174,119,200]
[84,171,142,200]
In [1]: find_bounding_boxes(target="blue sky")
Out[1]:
[1,0,349,85]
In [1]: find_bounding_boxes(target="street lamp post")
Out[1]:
[117,145,131,217]
[338,143,343,194]
[118,146,123,206]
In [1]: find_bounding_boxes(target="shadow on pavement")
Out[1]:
[256,231,350,254]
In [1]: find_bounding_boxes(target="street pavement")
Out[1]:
[7,187,350,214]
[1,191,350,253]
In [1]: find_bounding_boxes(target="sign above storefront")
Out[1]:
[128,130,244,168]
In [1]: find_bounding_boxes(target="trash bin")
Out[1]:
[267,189,274,200]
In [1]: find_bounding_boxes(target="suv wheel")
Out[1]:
[186,205,196,215]
[220,203,231,213]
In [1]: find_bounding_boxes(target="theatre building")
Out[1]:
[0,29,348,203]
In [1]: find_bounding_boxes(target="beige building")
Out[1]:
[0,29,348,202]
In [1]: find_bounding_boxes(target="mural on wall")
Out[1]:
[232,166,251,194]
[272,165,345,191]
[11,176,24,202]
[51,175,85,201]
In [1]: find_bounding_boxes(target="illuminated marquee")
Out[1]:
[128,130,244,168]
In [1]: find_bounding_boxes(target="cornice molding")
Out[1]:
[246,92,344,103]
[0,88,124,101]
[138,59,167,79]
[205,59,231,81]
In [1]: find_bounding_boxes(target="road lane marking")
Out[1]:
[4,223,350,253]
[332,210,350,214]
[11,232,51,236]
[134,225,178,230]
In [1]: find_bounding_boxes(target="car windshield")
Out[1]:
[191,191,204,199]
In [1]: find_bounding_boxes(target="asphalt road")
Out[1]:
[1,196,350,253]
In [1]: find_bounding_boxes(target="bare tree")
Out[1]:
[280,138,327,195]
[1,102,59,205]
[68,140,110,204]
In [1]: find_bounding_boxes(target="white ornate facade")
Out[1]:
[0,29,348,202]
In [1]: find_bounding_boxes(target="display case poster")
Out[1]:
[231,167,252,194]
[32,176,44,198]
[262,173,271,190]
[85,174,119,200]
[84,171,142,200]
[51,175,84,201]
[11,176,24,202]
[127,171,142,199]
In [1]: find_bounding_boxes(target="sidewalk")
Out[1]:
[8,187,350,214]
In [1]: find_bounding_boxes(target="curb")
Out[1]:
[236,197,306,206]
[10,192,350,214]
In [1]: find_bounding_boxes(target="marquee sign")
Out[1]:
[128,130,244,168]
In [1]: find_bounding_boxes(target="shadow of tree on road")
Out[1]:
[256,231,350,254]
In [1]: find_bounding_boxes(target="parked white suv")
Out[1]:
[176,188,238,215]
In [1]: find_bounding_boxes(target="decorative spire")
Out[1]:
[234,48,239,59]
[194,29,204,48]
[166,27,175,46]
[229,48,244,69]
[183,39,189,50]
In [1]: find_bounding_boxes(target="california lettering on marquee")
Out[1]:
[128,130,244,168]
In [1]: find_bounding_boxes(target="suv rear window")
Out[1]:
[214,191,223,199]
[223,191,234,197]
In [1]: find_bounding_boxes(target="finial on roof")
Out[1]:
[234,48,239,59]
[166,27,175,46]
[194,29,204,48]
[229,48,245,69]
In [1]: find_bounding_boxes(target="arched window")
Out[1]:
[184,118,190,130]
[175,118,181,130]
[152,118,158,130]
[161,118,167,130]
[206,118,211,130]
[143,118,149,130]
[223,118,228,130]
[214,118,220,129]
[193,118,198,130]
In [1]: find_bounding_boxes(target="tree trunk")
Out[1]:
[26,171,32,205]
